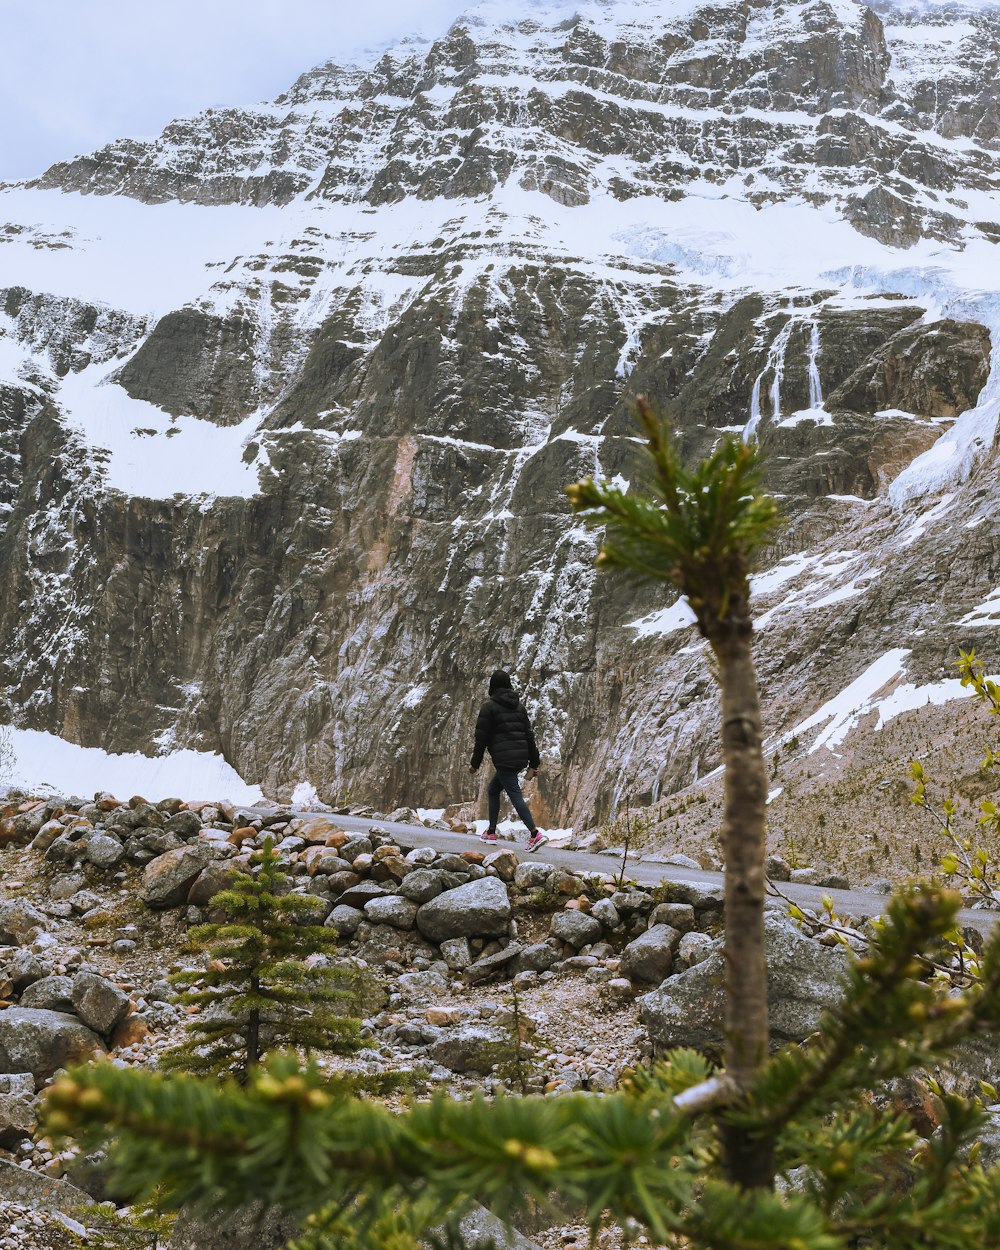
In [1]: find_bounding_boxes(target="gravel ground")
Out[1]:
[0,1198,80,1249]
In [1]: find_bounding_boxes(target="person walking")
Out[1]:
[470,669,547,851]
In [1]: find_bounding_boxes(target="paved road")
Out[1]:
[296,810,999,940]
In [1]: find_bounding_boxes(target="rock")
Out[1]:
[187,862,242,907]
[68,889,103,914]
[293,816,346,844]
[405,846,437,865]
[339,836,374,863]
[0,1008,105,1084]
[416,877,511,942]
[587,1069,618,1093]
[140,845,212,909]
[110,1016,150,1048]
[513,861,552,889]
[610,890,652,915]
[9,807,47,844]
[465,944,523,986]
[766,855,792,881]
[85,835,126,869]
[589,897,621,929]
[397,970,450,1000]
[228,825,258,846]
[448,1203,543,1250]
[370,854,413,883]
[512,943,560,974]
[549,909,602,948]
[676,931,715,969]
[0,900,48,945]
[71,971,131,1035]
[619,924,680,985]
[0,1092,37,1147]
[662,880,725,912]
[0,1157,93,1214]
[30,819,67,853]
[171,1202,299,1250]
[440,936,473,969]
[336,880,388,910]
[483,849,519,881]
[428,1026,507,1073]
[8,952,44,990]
[640,915,848,1055]
[0,1074,33,1097]
[789,867,820,885]
[363,895,419,929]
[397,869,447,904]
[326,904,365,935]
[660,853,702,870]
[164,809,203,837]
[324,870,362,895]
[649,902,696,933]
[19,975,75,1012]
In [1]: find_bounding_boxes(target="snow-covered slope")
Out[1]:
[1,0,999,830]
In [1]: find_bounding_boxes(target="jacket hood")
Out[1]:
[492,687,520,710]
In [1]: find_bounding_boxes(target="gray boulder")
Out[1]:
[0,1008,105,1084]
[465,944,523,986]
[85,835,126,869]
[0,1092,36,1148]
[19,975,75,1012]
[0,900,48,945]
[9,952,44,990]
[326,904,364,935]
[187,862,242,908]
[171,1202,298,1250]
[664,880,725,912]
[397,869,447,904]
[513,861,552,889]
[416,877,511,941]
[72,971,131,1035]
[512,943,561,974]
[590,897,621,930]
[649,902,696,933]
[428,1025,507,1073]
[676,931,715,970]
[398,970,450,1000]
[164,809,203,837]
[140,845,212,908]
[640,914,848,1055]
[0,1157,93,1214]
[619,924,680,985]
[336,881,388,910]
[363,895,419,929]
[440,937,472,969]
[549,909,602,948]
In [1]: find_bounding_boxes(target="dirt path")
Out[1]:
[295,810,999,939]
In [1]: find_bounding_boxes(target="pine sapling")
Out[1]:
[162,836,362,1082]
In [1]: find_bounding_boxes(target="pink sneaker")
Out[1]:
[525,830,548,853]
[480,829,498,843]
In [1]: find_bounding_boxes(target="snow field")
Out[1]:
[0,726,264,804]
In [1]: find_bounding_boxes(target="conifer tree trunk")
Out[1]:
[246,975,261,1079]
[712,616,773,1189]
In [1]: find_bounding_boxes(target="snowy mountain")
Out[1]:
[1,0,999,837]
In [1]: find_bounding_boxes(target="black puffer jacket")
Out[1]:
[471,688,540,772]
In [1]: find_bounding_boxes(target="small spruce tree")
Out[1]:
[162,836,362,1082]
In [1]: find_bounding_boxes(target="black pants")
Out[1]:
[487,768,537,833]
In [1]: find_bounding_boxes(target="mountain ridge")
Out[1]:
[0,0,998,843]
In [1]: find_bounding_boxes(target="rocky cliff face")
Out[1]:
[1,0,999,833]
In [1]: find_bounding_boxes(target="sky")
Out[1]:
[0,0,473,182]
